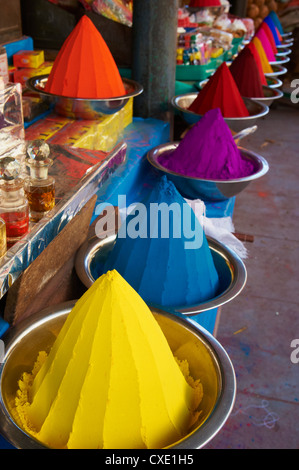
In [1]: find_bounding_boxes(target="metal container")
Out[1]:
[269,55,290,66]
[146,142,269,202]
[265,64,288,78]
[75,234,247,316]
[267,77,283,89]
[0,301,236,449]
[253,85,283,107]
[171,93,269,133]
[275,47,292,56]
[26,74,143,120]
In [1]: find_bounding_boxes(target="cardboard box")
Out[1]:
[13,50,45,69]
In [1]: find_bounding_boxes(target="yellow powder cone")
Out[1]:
[15,270,202,449]
[251,37,274,74]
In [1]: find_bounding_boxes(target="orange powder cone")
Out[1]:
[251,37,274,74]
[247,42,268,86]
[188,62,249,118]
[45,15,126,99]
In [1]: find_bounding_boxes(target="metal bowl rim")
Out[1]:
[26,74,144,102]
[171,92,269,121]
[269,55,290,65]
[264,64,288,77]
[74,233,247,316]
[147,142,269,184]
[0,301,236,449]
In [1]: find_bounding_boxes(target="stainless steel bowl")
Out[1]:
[253,85,283,107]
[281,32,293,39]
[0,301,236,449]
[275,47,292,56]
[265,64,288,78]
[267,76,283,88]
[26,74,143,120]
[147,142,269,202]
[75,233,247,316]
[171,93,269,133]
[269,55,290,66]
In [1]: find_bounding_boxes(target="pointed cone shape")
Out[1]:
[254,28,276,62]
[188,62,249,118]
[264,16,282,45]
[251,37,274,74]
[247,42,268,85]
[17,270,202,449]
[189,0,221,6]
[102,176,220,307]
[257,22,277,54]
[230,46,264,98]
[269,11,284,35]
[158,108,255,180]
[44,15,126,99]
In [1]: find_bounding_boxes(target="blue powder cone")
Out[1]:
[264,16,282,46]
[102,176,220,307]
[268,11,284,35]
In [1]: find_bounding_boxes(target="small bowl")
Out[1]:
[0,301,236,449]
[281,32,293,39]
[267,76,283,88]
[26,74,143,120]
[147,142,269,202]
[171,92,269,133]
[75,233,247,316]
[275,47,292,56]
[265,64,288,78]
[252,85,283,107]
[269,55,290,66]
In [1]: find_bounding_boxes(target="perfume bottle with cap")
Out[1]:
[24,140,55,222]
[0,156,29,245]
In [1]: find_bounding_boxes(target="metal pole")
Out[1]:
[132,0,178,134]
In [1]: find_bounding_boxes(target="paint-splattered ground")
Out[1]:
[205,103,299,449]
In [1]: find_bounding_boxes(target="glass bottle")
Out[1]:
[24,140,55,222]
[0,217,6,257]
[0,156,29,246]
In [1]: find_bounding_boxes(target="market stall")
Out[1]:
[0,0,297,451]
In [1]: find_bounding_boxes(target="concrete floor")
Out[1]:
[205,102,299,449]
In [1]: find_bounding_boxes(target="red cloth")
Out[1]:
[229,46,264,98]
[188,62,250,118]
[45,15,126,99]
[247,42,268,86]
[189,0,221,6]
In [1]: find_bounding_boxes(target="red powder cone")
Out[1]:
[254,28,276,62]
[230,46,264,98]
[247,42,268,86]
[257,22,277,54]
[188,62,249,118]
[45,15,126,99]
[189,0,221,6]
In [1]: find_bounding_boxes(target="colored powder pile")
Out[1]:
[264,16,282,46]
[230,46,264,98]
[14,270,203,449]
[258,22,277,54]
[188,62,250,118]
[45,15,126,99]
[254,28,276,62]
[158,108,255,180]
[247,42,268,85]
[102,176,220,307]
[269,11,284,36]
[251,37,274,74]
